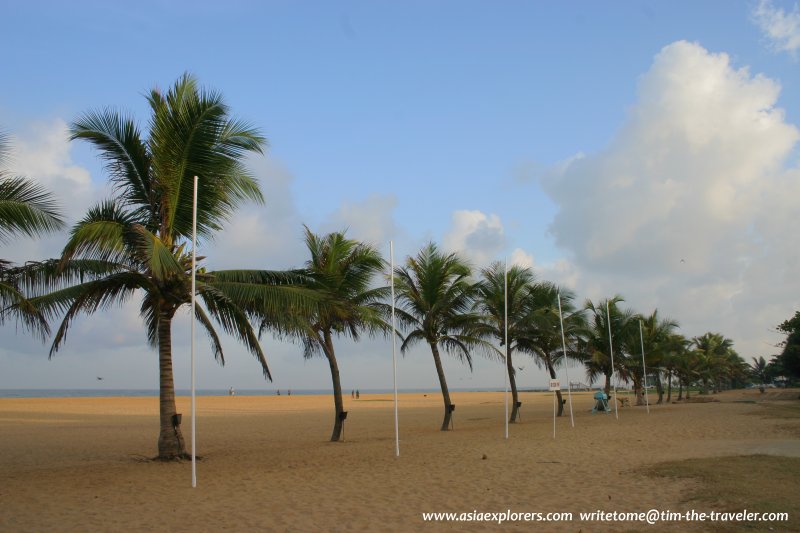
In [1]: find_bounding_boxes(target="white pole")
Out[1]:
[606,300,619,420]
[390,241,399,457]
[639,319,650,414]
[552,390,556,439]
[191,176,198,488]
[557,290,575,428]
[503,259,508,440]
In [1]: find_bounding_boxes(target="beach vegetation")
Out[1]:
[515,283,586,416]
[774,311,800,380]
[0,130,64,337]
[619,310,679,406]
[393,243,491,431]
[260,227,389,442]
[474,262,535,422]
[580,296,636,396]
[29,74,314,460]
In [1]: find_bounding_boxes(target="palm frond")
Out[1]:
[61,199,139,264]
[34,271,150,356]
[0,276,49,339]
[0,176,64,242]
[69,109,152,211]
[198,283,270,379]
[194,303,225,365]
[127,224,184,281]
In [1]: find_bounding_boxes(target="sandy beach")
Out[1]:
[1,389,798,532]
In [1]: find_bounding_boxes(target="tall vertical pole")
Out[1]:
[191,176,198,487]
[557,290,575,428]
[640,319,650,414]
[606,300,619,420]
[390,241,399,456]
[503,259,508,440]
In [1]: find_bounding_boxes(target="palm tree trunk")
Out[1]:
[157,308,186,460]
[655,372,664,404]
[604,371,611,396]
[666,371,673,402]
[507,347,520,423]
[547,362,564,416]
[430,342,453,431]
[677,378,683,400]
[633,375,644,406]
[322,330,345,442]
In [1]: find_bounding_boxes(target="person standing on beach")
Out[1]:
[229,387,235,396]
[356,390,360,399]
[351,390,355,399]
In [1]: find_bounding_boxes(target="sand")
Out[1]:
[1,389,798,532]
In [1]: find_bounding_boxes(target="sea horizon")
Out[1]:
[0,387,556,399]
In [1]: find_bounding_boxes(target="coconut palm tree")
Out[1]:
[750,356,770,392]
[262,227,389,442]
[581,296,636,396]
[516,283,586,416]
[0,131,64,336]
[673,347,698,400]
[31,74,313,460]
[393,243,489,431]
[621,310,679,406]
[474,262,534,423]
[691,332,735,394]
[661,333,690,403]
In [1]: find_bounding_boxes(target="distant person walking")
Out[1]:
[351,390,355,399]
[356,389,360,399]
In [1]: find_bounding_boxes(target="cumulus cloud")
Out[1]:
[753,0,800,55]
[2,120,96,262]
[321,193,400,246]
[442,210,506,267]
[509,248,535,269]
[0,121,153,380]
[542,41,800,357]
[205,155,306,270]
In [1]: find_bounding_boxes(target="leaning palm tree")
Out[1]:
[0,131,64,336]
[30,75,312,460]
[393,243,489,431]
[581,296,636,396]
[474,262,534,423]
[516,283,586,416]
[262,227,389,442]
[620,310,679,406]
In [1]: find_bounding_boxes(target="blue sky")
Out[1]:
[1,0,799,392]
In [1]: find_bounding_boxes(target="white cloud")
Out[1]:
[205,155,306,270]
[322,193,399,246]
[509,248,535,269]
[11,120,92,192]
[753,0,800,56]
[542,41,800,358]
[2,120,97,262]
[442,209,506,267]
